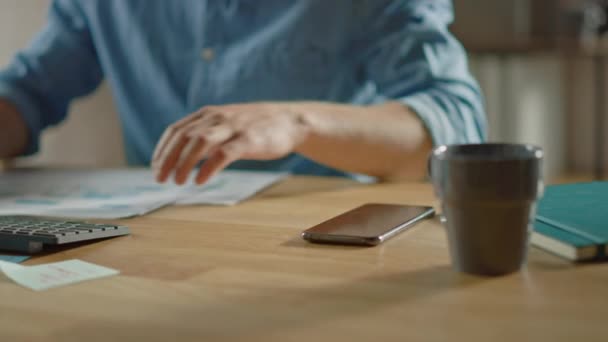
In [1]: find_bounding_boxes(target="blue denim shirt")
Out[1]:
[0,0,486,177]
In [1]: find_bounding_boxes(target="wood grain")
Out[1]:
[1,176,606,342]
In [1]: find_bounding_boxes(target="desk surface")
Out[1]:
[1,176,607,341]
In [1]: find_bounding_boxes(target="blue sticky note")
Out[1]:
[0,255,30,263]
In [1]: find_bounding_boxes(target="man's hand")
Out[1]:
[152,102,311,185]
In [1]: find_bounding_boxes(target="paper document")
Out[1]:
[0,259,119,291]
[176,170,288,205]
[0,169,287,219]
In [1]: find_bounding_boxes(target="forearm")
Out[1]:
[293,101,433,181]
[0,99,29,158]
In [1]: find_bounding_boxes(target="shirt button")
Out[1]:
[201,48,215,61]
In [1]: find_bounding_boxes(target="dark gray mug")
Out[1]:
[429,143,544,276]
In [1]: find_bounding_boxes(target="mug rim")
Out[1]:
[431,143,543,162]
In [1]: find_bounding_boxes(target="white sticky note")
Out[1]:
[0,259,119,291]
[0,260,25,272]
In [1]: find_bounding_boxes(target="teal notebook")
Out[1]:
[532,182,608,261]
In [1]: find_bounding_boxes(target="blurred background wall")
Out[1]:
[452,0,608,181]
[1,0,606,180]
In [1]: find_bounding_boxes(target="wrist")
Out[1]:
[280,101,329,153]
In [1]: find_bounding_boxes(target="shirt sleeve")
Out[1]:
[352,0,487,146]
[0,0,103,155]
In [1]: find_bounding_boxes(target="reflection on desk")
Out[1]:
[0,176,606,341]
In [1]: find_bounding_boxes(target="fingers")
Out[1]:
[154,133,191,183]
[153,109,227,183]
[171,136,204,184]
[194,134,250,185]
[152,110,205,164]
[172,125,234,184]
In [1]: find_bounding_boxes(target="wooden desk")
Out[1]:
[1,176,607,341]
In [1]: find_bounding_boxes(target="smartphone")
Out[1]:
[301,203,435,246]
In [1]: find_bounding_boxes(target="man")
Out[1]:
[0,0,486,185]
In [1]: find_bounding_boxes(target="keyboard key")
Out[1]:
[32,233,59,238]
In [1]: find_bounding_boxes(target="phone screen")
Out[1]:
[301,203,434,246]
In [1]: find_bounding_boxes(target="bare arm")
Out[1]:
[152,101,432,185]
[294,101,432,181]
[0,99,28,158]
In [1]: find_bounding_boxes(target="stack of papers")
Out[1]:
[0,169,287,219]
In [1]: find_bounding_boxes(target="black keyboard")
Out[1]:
[0,216,130,253]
